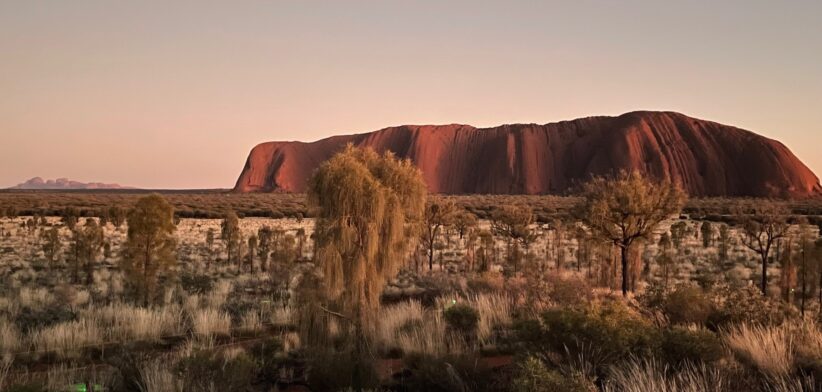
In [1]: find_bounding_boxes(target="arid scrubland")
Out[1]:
[0,181,821,389]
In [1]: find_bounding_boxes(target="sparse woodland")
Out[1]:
[1,153,822,391]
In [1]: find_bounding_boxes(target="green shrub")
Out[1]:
[14,305,76,332]
[444,304,480,336]
[180,272,213,294]
[660,327,725,367]
[306,350,379,391]
[398,353,504,392]
[176,351,257,392]
[515,302,660,369]
[512,357,594,392]
[545,273,591,306]
[663,286,713,326]
[707,285,794,329]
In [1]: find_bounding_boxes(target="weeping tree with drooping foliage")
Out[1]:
[307,144,426,378]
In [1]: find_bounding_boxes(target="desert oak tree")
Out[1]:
[578,171,686,296]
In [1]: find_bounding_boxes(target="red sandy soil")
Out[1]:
[234,111,821,198]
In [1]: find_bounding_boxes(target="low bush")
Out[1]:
[659,327,725,367]
[306,350,379,391]
[663,286,713,326]
[176,351,257,392]
[515,302,660,369]
[443,304,480,338]
[512,356,594,392]
[397,353,506,392]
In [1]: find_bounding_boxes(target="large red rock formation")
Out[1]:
[234,111,821,198]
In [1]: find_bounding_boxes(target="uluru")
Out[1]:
[234,111,821,198]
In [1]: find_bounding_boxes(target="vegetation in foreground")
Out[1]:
[0,147,821,391]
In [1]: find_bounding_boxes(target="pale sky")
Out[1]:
[1,1,820,189]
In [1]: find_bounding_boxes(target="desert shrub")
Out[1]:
[444,304,480,337]
[246,337,285,384]
[663,286,713,326]
[514,302,660,369]
[306,350,379,391]
[467,273,506,294]
[708,286,793,329]
[176,351,256,392]
[545,273,592,307]
[397,353,505,392]
[3,383,47,392]
[179,273,213,294]
[14,305,76,332]
[512,356,594,392]
[660,327,725,367]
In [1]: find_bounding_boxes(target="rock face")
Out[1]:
[234,111,821,198]
[10,177,135,190]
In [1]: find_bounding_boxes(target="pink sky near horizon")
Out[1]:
[1,1,820,189]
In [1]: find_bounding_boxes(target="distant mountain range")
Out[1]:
[9,177,136,190]
[234,111,821,198]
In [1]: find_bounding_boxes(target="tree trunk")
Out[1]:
[428,245,434,271]
[761,252,768,296]
[621,244,629,297]
[801,247,807,317]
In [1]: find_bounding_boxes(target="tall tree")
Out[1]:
[490,205,536,274]
[452,210,478,240]
[736,201,791,296]
[80,219,104,286]
[797,224,820,316]
[120,195,177,305]
[718,224,731,264]
[421,200,456,271]
[577,171,686,296]
[221,211,240,265]
[295,228,307,260]
[700,221,714,248]
[205,228,215,268]
[307,145,426,385]
[62,207,79,231]
[257,226,272,272]
[247,234,258,273]
[108,206,126,228]
[40,227,62,266]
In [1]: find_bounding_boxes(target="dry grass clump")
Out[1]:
[0,318,20,354]
[29,319,103,358]
[270,306,293,327]
[377,299,454,355]
[192,308,231,337]
[91,303,184,341]
[18,287,53,308]
[207,280,232,309]
[604,358,725,392]
[374,295,512,355]
[393,311,464,356]
[138,359,182,392]
[240,310,263,332]
[723,324,793,377]
[375,300,424,348]
[471,294,511,343]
